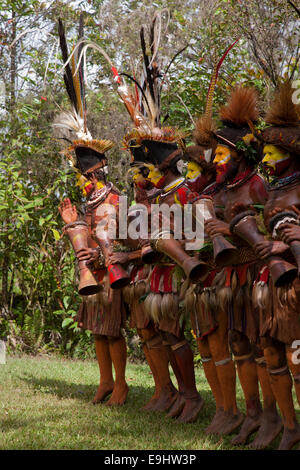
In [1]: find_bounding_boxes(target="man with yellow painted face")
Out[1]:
[59,146,129,408]
[110,139,178,413]
[248,82,300,450]
[137,129,206,424]
[183,117,244,436]
[204,86,284,449]
[185,146,217,194]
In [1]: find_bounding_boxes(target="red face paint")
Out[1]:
[153,176,166,189]
[215,163,230,184]
[187,175,209,193]
[137,180,154,190]
[264,157,292,177]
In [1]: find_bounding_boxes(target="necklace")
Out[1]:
[86,182,112,207]
[267,171,300,191]
[159,178,186,200]
[203,182,224,196]
[225,169,256,191]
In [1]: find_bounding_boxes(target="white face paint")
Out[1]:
[204,148,212,163]
[176,159,186,175]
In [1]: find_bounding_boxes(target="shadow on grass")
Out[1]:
[18,372,213,407]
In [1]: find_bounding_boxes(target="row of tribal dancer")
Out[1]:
[55,17,300,450]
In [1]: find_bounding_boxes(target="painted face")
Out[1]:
[130,167,152,189]
[145,164,166,188]
[76,173,103,197]
[262,144,291,176]
[186,161,202,181]
[186,161,209,192]
[213,145,232,183]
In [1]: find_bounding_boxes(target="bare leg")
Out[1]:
[166,345,187,418]
[93,335,114,404]
[286,345,300,408]
[229,331,262,444]
[196,337,224,434]
[250,358,282,449]
[138,328,161,410]
[106,336,128,406]
[140,327,177,412]
[209,312,243,435]
[264,340,300,450]
[166,334,204,424]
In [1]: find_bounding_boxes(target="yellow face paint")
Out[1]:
[131,167,144,185]
[144,163,163,186]
[213,145,231,168]
[186,161,202,181]
[262,144,290,170]
[76,173,103,197]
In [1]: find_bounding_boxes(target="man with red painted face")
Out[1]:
[109,140,178,412]
[59,147,129,407]
[56,18,129,408]
[205,86,283,448]
[247,82,300,450]
[137,129,207,424]
[183,116,243,436]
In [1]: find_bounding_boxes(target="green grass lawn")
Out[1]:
[0,355,299,450]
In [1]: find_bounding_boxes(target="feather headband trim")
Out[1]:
[134,126,186,148]
[62,139,114,166]
[69,139,114,154]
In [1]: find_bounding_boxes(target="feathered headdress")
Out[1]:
[188,40,239,165]
[120,10,185,167]
[262,81,300,155]
[215,85,261,162]
[54,16,114,174]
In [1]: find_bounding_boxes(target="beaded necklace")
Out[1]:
[267,171,300,191]
[86,182,113,208]
[225,168,257,191]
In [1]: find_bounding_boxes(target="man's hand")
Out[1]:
[108,252,130,265]
[230,202,251,219]
[279,223,300,244]
[254,240,289,259]
[77,248,99,263]
[59,198,78,224]
[205,218,231,237]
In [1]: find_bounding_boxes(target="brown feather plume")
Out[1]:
[219,87,259,127]
[265,81,300,127]
[193,115,216,147]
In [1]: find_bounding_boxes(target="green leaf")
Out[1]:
[63,296,70,310]
[52,229,61,241]
[62,318,73,328]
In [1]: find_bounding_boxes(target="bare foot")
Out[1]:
[141,396,159,411]
[176,396,204,423]
[92,381,114,405]
[151,384,178,412]
[215,409,244,435]
[278,420,300,450]
[167,393,186,418]
[250,409,283,449]
[231,412,262,445]
[106,381,128,406]
[205,408,225,435]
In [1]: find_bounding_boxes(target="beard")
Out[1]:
[187,175,209,193]
[216,160,239,184]
[137,179,154,190]
[263,158,291,177]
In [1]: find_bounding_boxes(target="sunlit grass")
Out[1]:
[0,355,299,450]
